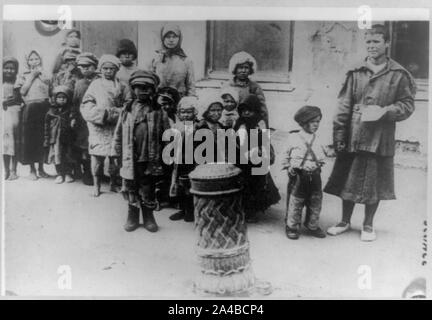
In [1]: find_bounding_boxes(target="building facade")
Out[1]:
[3,20,429,153]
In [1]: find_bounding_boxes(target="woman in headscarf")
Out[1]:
[148,23,196,97]
[15,50,52,180]
[2,56,23,180]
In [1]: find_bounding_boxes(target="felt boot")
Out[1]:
[124,205,140,232]
[141,202,158,233]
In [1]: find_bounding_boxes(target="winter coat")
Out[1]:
[149,53,196,97]
[80,77,128,156]
[111,99,170,180]
[72,75,97,150]
[334,58,416,157]
[44,105,74,147]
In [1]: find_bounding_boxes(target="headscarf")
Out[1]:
[63,28,81,47]
[220,86,239,106]
[178,96,198,114]
[228,51,257,75]
[3,56,19,73]
[157,23,187,62]
[201,94,224,122]
[294,105,322,125]
[25,50,43,69]
[97,54,121,71]
[52,85,72,101]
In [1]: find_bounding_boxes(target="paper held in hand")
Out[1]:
[360,105,386,122]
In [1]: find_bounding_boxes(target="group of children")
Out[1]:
[3,24,334,240]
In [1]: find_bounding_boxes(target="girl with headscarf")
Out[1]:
[220,86,240,128]
[168,96,199,222]
[149,23,196,97]
[2,56,23,180]
[15,50,52,180]
[44,85,76,184]
[221,51,269,127]
[234,94,280,223]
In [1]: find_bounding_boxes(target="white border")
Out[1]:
[1,2,430,299]
[2,5,430,21]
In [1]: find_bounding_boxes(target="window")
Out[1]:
[390,21,429,79]
[206,21,294,83]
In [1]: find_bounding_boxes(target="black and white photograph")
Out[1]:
[0,2,430,300]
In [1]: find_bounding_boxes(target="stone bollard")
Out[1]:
[189,163,256,296]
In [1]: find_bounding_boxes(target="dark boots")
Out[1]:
[124,205,140,232]
[141,202,158,233]
[82,160,93,186]
[183,196,194,222]
[169,196,194,222]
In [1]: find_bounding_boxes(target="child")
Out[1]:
[2,56,23,180]
[116,39,139,85]
[149,23,196,97]
[157,86,181,127]
[234,94,280,223]
[195,95,227,163]
[52,28,82,76]
[111,70,170,233]
[80,54,128,197]
[282,105,328,240]
[220,86,239,128]
[168,96,199,222]
[72,52,99,185]
[53,50,82,90]
[44,85,75,184]
[222,51,268,127]
[154,86,181,210]
[15,50,52,180]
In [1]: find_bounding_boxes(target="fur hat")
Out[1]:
[228,51,257,75]
[116,39,138,58]
[238,94,261,115]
